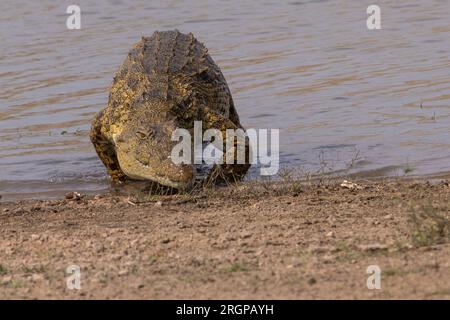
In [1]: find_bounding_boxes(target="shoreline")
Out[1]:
[0,178,449,299]
[3,168,450,202]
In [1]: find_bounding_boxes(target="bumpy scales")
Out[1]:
[90,30,250,188]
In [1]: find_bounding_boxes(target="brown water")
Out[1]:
[1,0,450,200]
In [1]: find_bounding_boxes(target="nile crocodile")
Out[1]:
[90,30,250,189]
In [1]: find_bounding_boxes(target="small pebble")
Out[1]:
[31,274,44,282]
[118,270,129,277]
[65,192,82,200]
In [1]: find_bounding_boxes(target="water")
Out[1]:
[1,0,450,200]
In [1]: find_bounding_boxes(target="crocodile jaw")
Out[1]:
[116,148,193,189]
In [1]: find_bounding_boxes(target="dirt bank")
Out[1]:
[0,179,449,299]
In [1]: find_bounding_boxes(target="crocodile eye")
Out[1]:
[136,129,154,139]
[136,131,147,139]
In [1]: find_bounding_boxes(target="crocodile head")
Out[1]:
[113,104,195,189]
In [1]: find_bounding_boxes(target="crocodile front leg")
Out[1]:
[90,110,126,182]
[203,112,251,184]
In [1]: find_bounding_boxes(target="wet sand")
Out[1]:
[0,178,449,299]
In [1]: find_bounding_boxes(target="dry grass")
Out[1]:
[409,202,450,247]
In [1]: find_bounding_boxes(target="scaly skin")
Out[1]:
[90,30,250,189]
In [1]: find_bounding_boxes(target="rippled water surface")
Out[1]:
[1,0,450,199]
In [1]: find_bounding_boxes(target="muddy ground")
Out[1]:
[0,178,449,299]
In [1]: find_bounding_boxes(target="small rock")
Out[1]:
[65,192,82,200]
[340,180,363,190]
[31,274,44,282]
[30,234,40,241]
[118,270,129,277]
[155,201,163,207]
[65,192,74,199]
[326,231,335,238]
[111,253,123,261]
[308,277,317,285]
